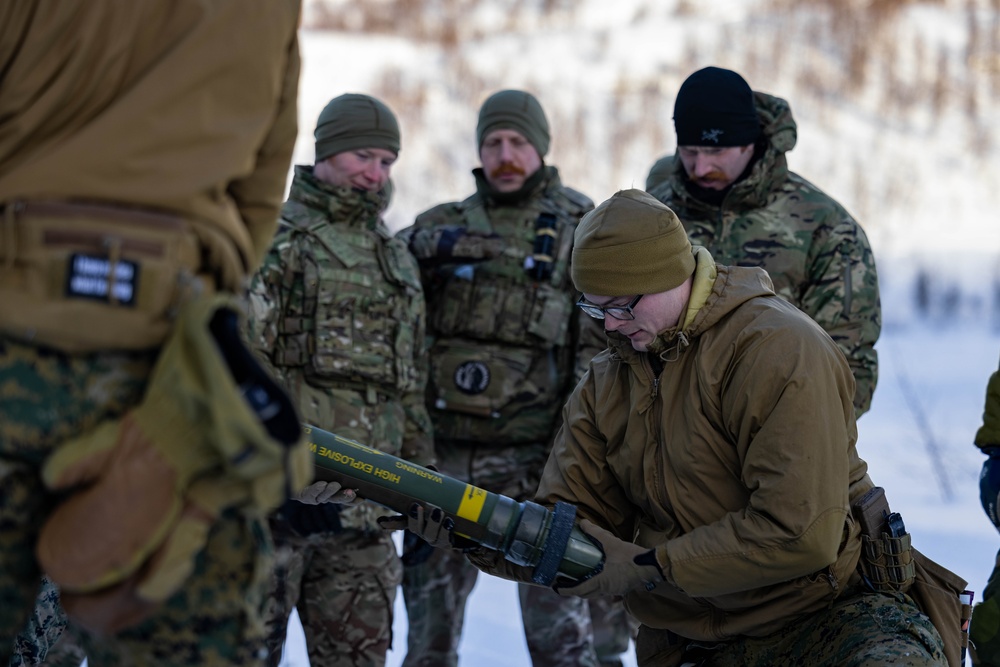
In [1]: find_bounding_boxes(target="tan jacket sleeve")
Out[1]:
[228,30,301,271]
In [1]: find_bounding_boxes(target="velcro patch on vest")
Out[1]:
[454,361,491,395]
[65,253,139,306]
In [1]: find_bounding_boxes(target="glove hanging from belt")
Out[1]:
[36,293,310,635]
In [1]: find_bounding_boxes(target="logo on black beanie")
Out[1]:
[673,67,761,147]
[701,129,724,144]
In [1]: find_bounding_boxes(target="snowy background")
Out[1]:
[275,0,1000,664]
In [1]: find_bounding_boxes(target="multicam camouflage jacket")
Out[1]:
[646,92,881,417]
[398,165,603,446]
[247,165,434,475]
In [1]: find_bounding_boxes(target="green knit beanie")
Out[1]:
[314,93,400,162]
[977,368,1000,447]
[572,189,695,296]
[476,90,550,157]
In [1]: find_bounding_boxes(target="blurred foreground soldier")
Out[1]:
[971,356,1000,666]
[645,66,881,418]
[0,1,307,666]
[396,90,631,667]
[399,190,970,666]
[247,93,434,667]
[9,576,85,667]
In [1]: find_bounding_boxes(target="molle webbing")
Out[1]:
[272,216,420,394]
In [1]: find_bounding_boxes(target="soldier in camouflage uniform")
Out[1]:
[971,356,1000,666]
[8,577,80,667]
[0,2,302,666]
[396,89,630,667]
[645,67,881,418]
[246,93,434,667]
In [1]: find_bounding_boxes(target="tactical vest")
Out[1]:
[418,172,593,445]
[272,200,424,399]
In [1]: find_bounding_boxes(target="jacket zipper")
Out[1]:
[840,241,853,318]
[646,355,668,518]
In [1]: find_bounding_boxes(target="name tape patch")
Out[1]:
[65,253,139,306]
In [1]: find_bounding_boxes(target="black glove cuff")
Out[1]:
[981,453,1000,530]
[632,548,658,568]
[278,500,344,538]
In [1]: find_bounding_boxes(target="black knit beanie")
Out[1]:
[673,67,760,147]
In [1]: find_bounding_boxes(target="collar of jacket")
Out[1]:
[471,164,555,206]
[289,164,389,229]
[606,247,715,364]
[668,91,797,213]
[607,247,775,365]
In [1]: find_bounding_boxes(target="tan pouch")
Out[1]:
[429,340,538,418]
[909,549,970,667]
[0,199,203,351]
[859,532,916,593]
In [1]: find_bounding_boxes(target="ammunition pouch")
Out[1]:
[430,341,536,419]
[858,531,915,593]
[273,224,422,396]
[429,275,573,348]
[851,487,915,593]
[0,199,215,352]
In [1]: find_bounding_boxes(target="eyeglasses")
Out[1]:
[575,294,644,321]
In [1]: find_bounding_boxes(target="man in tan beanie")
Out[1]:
[395,90,633,667]
[246,92,434,667]
[395,190,966,665]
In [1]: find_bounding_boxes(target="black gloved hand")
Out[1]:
[377,502,477,550]
[276,498,343,538]
[377,502,454,547]
[408,226,504,264]
[982,447,1000,530]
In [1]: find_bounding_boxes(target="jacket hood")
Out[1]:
[755,91,796,155]
[655,91,798,212]
[288,164,390,229]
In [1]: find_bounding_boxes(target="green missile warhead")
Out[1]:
[305,423,604,584]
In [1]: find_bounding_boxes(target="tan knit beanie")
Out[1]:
[572,189,695,296]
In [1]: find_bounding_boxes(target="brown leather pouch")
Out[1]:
[0,199,205,351]
[908,549,970,667]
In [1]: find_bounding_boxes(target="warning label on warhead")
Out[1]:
[312,443,402,484]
